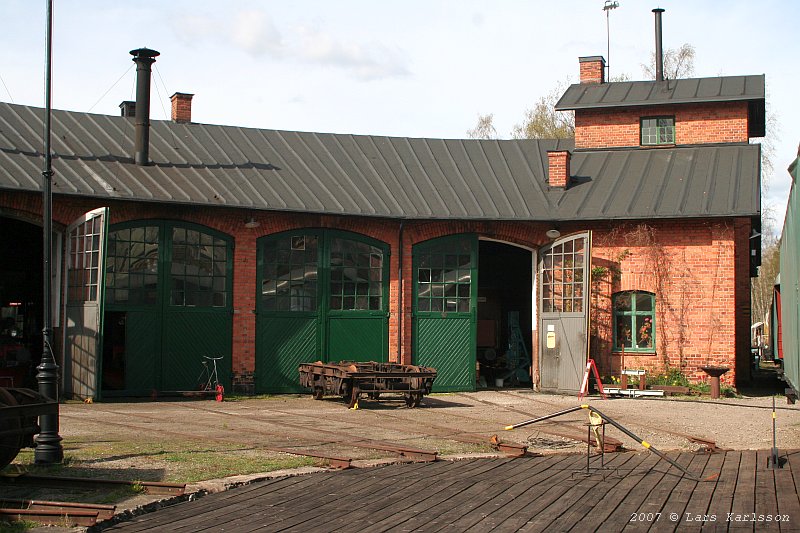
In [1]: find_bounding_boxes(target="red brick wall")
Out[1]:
[574,101,750,149]
[588,218,751,387]
[0,192,750,389]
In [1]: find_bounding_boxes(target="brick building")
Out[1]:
[0,49,763,398]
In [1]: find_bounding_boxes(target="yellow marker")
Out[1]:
[642,441,651,449]
[580,404,589,409]
[773,412,777,419]
[504,425,514,431]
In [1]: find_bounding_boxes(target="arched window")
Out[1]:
[613,291,655,352]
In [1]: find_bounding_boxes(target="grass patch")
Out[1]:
[0,519,40,532]
[5,437,318,484]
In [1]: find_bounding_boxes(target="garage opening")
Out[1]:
[0,217,43,388]
[476,240,533,389]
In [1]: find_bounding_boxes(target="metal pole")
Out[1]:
[770,396,781,469]
[34,0,64,464]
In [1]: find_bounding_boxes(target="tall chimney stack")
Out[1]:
[130,48,160,165]
[653,8,665,82]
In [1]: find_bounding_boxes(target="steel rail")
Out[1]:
[0,473,186,495]
[0,498,115,520]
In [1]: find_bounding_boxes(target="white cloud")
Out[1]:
[294,26,410,80]
[230,10,284,57]
[168,8,409,81]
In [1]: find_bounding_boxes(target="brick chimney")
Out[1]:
[171,92,194,123]
[547,150,571,188]
[579,56,606,84]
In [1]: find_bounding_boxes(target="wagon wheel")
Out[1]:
[312,387,324,400]
[0,388,23,469]
[347,386,361,409]
[404,392,422,408]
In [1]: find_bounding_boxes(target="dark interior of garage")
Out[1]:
[0,217,43,388]
[477,240,532,388]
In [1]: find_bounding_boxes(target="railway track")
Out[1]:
[0,474,185,527]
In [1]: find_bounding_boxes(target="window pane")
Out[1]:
[636,293,653,312]
[616,316,632,348]
[106,225,160,305]
[170,227,229,308]
[636,315,654,348]
[614,293,632,312]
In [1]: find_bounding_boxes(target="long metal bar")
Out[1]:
[503,405,585,430]
[0,508,99,527]
[0,498,115,520]
[0,474,186,495]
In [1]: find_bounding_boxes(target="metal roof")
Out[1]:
[555,75,765,111]
[0,102,760,221]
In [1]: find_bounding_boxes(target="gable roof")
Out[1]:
[0,102,760,221]
[555,74,765,111]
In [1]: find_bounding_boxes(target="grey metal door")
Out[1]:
[63,207,108,400]
[538,232,591,393]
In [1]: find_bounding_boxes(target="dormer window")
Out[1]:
[640,117,675,146]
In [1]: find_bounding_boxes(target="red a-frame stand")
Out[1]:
[578,358,607,400]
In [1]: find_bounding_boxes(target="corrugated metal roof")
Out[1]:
[0,102,759,221]
[555,75,765,111]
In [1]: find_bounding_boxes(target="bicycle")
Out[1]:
[197,355,225,402]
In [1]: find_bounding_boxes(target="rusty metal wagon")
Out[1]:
[0,387,58,469]
[298,361,437,408]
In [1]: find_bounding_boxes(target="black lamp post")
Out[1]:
[34,0,63,464]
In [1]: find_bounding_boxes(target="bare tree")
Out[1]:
[751,240,780,327]
[466,113,498,140]
[511,82,574,139]
[642,43,696,80]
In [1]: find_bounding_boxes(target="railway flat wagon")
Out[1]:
[299,361,436,408]
[0,387,58,469]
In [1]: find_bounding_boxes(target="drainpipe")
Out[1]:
[397,221,404,364]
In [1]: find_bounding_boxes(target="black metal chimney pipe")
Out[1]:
[653,8,665,81]
[130,48,159,165]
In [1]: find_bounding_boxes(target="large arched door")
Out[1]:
[412,234,478,392]
[103,221,233,395]
[255,230,389,393]
[538,232,591,393]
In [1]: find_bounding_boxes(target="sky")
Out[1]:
[3,0,798,235]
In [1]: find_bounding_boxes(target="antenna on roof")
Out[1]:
[603,1,619,81]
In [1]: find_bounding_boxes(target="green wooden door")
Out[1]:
[256,231,389,393]
[161,226,232,390]
[412,234,477,392]
[104,222,233,394]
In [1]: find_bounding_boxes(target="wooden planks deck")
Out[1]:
[106,450,800,532]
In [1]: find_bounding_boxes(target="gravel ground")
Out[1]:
[8,384,800,532]
[53,388,800,462]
